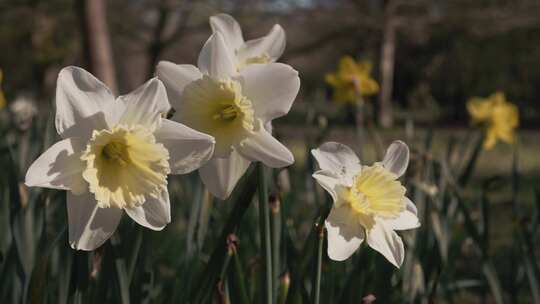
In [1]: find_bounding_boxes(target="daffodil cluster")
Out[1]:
[325,56,379,104]
[157,13,299,199]
[467,91,519,150]
[25,14,299,250]
[24,13,419,270]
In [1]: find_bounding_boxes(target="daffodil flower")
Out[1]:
[312,141,420,267]
[157,32,300,199]
[209,13,286,71]
[325,56,379,104]
[25,67,215,250]
[467,91,519,150]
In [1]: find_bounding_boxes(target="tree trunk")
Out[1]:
[78,0,117,93]
[378,2,397,128]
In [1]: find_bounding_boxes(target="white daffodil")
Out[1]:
[25,67,215,251]
[209,13,286,71]
[312,141,420,267]
[157,32,299,199]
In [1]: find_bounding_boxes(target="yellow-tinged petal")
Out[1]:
[467,97,493,122]
[357,61,373,74]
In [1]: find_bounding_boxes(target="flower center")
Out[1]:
[81,125,170,209]
[102,141,129,166]
[341,164,406,228]
[213,104,239,121]
[178,75,254,156]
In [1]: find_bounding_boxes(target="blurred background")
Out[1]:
[0,0,540,303]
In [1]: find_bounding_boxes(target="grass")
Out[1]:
[1,107,539,303]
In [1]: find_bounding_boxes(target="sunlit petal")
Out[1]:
[55,66,114,140]
[199,151,251,200]
[325,205,365,261]
[67,192,123,251]
[209,13,244,51]
[125,189,171,231]
[311,142,361,185]
[381,140,409,177]
[366,220,405,268]
[25,138,87,194]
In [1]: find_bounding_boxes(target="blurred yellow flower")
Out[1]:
[467,91,519,150]
[325,56,379,103]
[0,69,7,110]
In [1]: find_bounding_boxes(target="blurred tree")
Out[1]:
[378,0,398,128]
[77,0,117,92]
[145,0,195,79]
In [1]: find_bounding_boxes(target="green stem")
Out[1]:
[258,163,273,304]
[271,197,281,303]
[189,168,257,303]
[353,101,365,160]
[232,250,250,304]
[186,178,203,258]
[313,227,324,304]
[482,262,505,304]
[197,189,213,252]
[127,226,143,284]
[458,132,483,187]
[209,253,232,304]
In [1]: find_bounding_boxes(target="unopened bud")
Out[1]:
[269,194,280,214]
[362,294,376,303]
[226,234,239,255]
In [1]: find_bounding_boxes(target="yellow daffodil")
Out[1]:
[312,141,420,267]
[157,32,299,199]
[0,69,7,110]
[25,67,215,250]
[467,91,519,150]
[325,56,379,103]
[209,14,286,71]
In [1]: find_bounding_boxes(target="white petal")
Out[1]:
[311,142,361,185]
[325,205,365,261]
[199,151,251,200]
[154,119,215,174]
[366,220,405,268]
[238,63,300,122]
[381,140,409,177]
[239,24,286,62]
[209,13,244,51]
[67,192,123,251]
[312,170,340,202]
[198,32,236,79]
[117,78,170,129]
[55,66,114,139]
[156,62,202,109]
[25,138,87,194]
[386,197,420,231]
[125,190,171,231]
[237,121,293,168]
